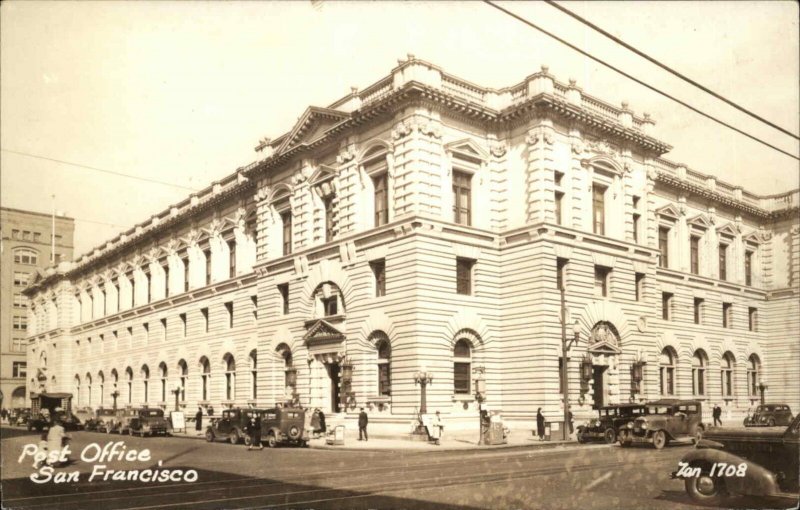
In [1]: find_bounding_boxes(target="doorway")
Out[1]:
[592,366,608,410]
[326,362,341,413]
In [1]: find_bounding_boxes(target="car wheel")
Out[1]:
[288,425,301,440]
[693,425,704,444]
[652,430,667,450]
[230,430,240,445]
[577,433,587,444]
[767,419,776,427]
[266,433,277,448]
[244,434,252,447]
[742,418,749,427]
[205,429,215,442]
[603,428,616,444]
[685,468,727,505]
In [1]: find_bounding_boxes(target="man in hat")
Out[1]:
[358,407,368,441]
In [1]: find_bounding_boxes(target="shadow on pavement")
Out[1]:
[0,427,42,441]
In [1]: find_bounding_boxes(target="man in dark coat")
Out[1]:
[318,409,326,434]
[536,408,546,441]
[712,404,722,427]
[358,408,368,441]
[195,407,203,434]
[245,415,263,450]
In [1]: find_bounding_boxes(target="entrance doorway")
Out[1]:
[326,362,341,413]
[592,366,608,409]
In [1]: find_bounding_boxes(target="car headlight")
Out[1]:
[627,422,634,429]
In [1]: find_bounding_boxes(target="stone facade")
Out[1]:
[24,57,799,436]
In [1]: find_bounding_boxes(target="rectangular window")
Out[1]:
[719,244,728,281]
[373,173,389,227]
[225,301,234,328]
[13,293,27,307]
[12,229,19,239]
[160,318,167,341]
[12,316,27,330]
[13,272,29,286]
[690,236,700,275]
[12,338,25,352]
[658,227,669,268]
[556,258,568,291]
[322,296,338,316]
[324,195,335,242]
[180,313,187,337]
[594,266,611,297]
[144,269,152,303]
[661,293,673,321]
[201,308,209,333]
[632,196,641,244]
[452,170,473,226]
[278,284,289,315]
[592,184,606,235]
[182,255,190,292]
[456,258,475,295]
[12,361,27,378]
[228,240,236,279]
[371,259,386,297]
[33,232,41,242]
[204,249,212,285]
[635,273,645,301]
[453,362,471,394]
[143,322,150,344]
[251,296,258,320]
[127,326,133,344]
[722,303,732,328]
[281,211,293,255]
[378,363,391,396]
[745,251,753,286]
[748,307,758,332]
[694,298,704,325]
[554,171,564,187]
[162,262,170,296]
[554,191,564,226]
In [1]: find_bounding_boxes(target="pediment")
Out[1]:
[716,222,738,238]
[303,319,345,345]
[277,107,350,154]
[588,342,623,355]
[656,203,681,220]
[687,214,712,230]
[309,164,338,186]
[445,138,488,161]
[743,231,764,245]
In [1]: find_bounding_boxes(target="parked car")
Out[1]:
[261,407,309,448]
[92,409,119,433]
[111,408,140,434]
[673,413,799,504]
[9,408,31,426]
[743,403,793,427]
[73,408,94,429]
[577,403,647,444]
[618,399,704,449]
[27,411,83,432]
[205,408,266,445]
[129,408,169,437]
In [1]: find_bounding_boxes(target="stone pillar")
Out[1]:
[524,119,556,225]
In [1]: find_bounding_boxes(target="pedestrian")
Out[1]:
[318,409,326,435]
[536,408,546,441]
[713,404,722,427]
[245,415,263,450]
[45,418,67,467]
[1,408,7,424]
[358,407,368,441]
[195,407,203,434]
[310,409,320,438]
[207,405,214,417]
[430,410,443,445]
[568,408,574,436]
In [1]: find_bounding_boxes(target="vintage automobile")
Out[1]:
[618,399,704,449]
[73,408,95,429]
[108,408,140,434]
[673,413,799,504]
[577,403,647,444]
[27,411,83,432]
[91,409,119,433]
[743,403,794,427]
[9,408,31,426]
[129,408,169,437]
[261,407,309,448]
[205,407,266,445]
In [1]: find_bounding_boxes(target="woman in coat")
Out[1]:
[536,408,546,441]
[430,411,443,445]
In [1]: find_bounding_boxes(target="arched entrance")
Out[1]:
[11,386,27,408]
[586,322,622,409]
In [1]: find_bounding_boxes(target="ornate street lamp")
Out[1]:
[111,390,120,410]
[758,379,768,405]
[474,366,486,445]
[560,286,581,440]
[171,383,182,412]
[414,368,433,414]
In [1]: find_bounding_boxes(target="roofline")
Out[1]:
[1,206,75,222]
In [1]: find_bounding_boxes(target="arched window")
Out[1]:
[159,362,168,402]
[659,347,676,396]
[249,350,258,400]
[178,359,188,402]
[223,353,236,401]
[141,365,150,403]
[721,351,736,397]
[74,375,81,406]
[98,371,105,407]
[747,354,761,397]
[13,248,39,265]
[692,350,707,396]
[125,367,133,404]
[200,357,211,401]
[375,334,391,396]
[86,373,93,407]
[453,339,472,395]
[276,344,294,391]
[312,282,345,318]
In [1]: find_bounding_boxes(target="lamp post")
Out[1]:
[111,390,120,410]
[560,287,581,440]
[758,379,768,405]
[414,368,433,414]
[171,383,181,412]
[474,366,486,445]
[341,357,354,409]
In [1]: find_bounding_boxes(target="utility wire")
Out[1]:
[544,0,799,140]
[1,148,200,191]
[483,1,799,161]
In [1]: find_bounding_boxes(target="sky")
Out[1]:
[1,1,798,257]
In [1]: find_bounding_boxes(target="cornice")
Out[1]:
[655,172,770,219]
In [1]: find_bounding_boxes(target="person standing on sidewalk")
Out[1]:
[430,411,443,445]
[712,404,723,427]
[358,408,368,441]
[536,408,545,441]
[245,415,263,450]
[195,407,203,435]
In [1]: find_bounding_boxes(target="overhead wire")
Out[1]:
[483,1,799,161]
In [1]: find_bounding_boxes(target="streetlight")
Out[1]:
[560,286,581,440]
[111,390,120,410]
[412,367,434,439]
[171,383,182,412]
[758,379,768,405]
[474,366,486,445]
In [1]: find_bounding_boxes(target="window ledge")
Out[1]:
[452,394,474,402]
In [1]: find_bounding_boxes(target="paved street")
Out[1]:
[1,426,795,510]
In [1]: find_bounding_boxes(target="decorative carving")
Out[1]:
[336,146,357,164]
[489,142,506,158]
[292,166,312,186]
[525,132,539,147]
[391,121,413,141]
[543,132,555,145]
[417,121,442,139]
[637,316,648,333]
[623,161,633,173]
[586,139,618,157]
[646,167,659,181]
[707,207,717,225]
[571,141,584,155]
